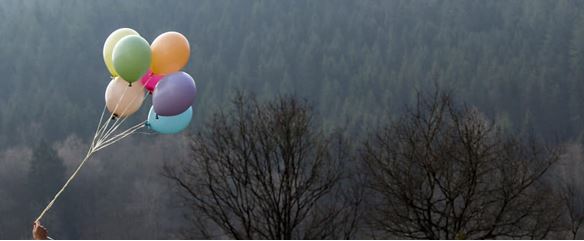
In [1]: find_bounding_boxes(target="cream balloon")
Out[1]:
[105,77,145,117]
[103,28,140,77]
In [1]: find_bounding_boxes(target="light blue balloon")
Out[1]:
[147,106,192,134]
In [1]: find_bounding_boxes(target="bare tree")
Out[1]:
[361,92,564,239]
[560,181,584,239]
[165,93,361,239]
[554,143,584,239]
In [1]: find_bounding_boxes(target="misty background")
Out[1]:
[1,0,584,239]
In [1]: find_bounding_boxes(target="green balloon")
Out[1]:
[112,35,151,83]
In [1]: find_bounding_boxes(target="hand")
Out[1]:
[32,221,49,240]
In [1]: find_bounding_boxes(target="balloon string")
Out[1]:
[94,122,145,153]
[90,106,108,150]
[98,121,145,148]
[100,112,134,144]
[34,148,93,223]
[34,120,145,223]
[35,76,152,223]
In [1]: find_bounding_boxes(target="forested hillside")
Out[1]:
[2,0,584,143]
[1,0,584,239]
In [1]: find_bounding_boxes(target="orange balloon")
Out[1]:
[150,32,190,75]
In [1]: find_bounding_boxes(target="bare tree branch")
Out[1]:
[165,92,361,239]
[361,91,563,239]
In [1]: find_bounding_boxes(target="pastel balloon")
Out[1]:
[112,35,151,83]
[153,72,196,116]
[150,32,190,75]
[105,77,145,117]
[103,28,139,77]
[147,106,192,134]
[139,69,164,93]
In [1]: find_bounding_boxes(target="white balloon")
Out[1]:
[105,77,145,118]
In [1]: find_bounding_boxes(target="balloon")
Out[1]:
[139,69,164,93]
[147,106,192,134]
[112,35,151,83]
[153,72,196,116]
[103,28,139,77]
[150,32,190,75]
[105,77,145,118]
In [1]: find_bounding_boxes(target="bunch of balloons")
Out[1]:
[34,28,199,225]
[102,27,196,134]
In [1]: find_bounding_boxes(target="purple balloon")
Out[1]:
[153,71,197,116]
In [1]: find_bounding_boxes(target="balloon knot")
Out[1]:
[156,114,159,119]
[128,82,132,87]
